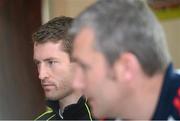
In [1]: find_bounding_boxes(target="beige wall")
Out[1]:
[49,0,96,18]
[43,0,180,68]
[42,0,96,23]
[162,19,180,68]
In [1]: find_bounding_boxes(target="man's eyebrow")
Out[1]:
[33,59,39,64]
[33,57,58,63]
[72,57,88,69]
[71,57,79,63]
[72,57,84,65]
[43,58,56,61]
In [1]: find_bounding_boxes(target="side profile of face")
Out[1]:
[33,41,74,100]
[73,28,123,118]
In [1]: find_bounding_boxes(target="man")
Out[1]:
[70,0,180,120]
[32,16,93,120]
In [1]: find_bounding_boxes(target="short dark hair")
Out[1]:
[32,16,73,57]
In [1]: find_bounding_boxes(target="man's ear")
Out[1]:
[113,52,140,82]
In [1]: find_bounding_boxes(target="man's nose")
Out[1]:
[72,65,85,92]
[38,64,48,80]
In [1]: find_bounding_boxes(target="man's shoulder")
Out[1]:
[152,64,180,120]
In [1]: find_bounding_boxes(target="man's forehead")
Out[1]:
[73,27,94,51]
[34,41,63,47]
[34,41,68,53]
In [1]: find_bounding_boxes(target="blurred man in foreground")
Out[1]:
[70,0,180,120]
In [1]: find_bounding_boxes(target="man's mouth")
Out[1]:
[42,83,55,91]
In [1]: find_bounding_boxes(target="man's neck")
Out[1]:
[58,91,82,112]
[135,72,164,119]
[119,72,165,120]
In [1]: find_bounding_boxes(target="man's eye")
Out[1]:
[34,61,40,66]
[80,64,90,71]
[48,61,56,65]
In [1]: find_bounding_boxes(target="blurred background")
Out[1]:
[0,0,179,119]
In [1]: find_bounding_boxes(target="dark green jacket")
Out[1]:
[35,96,93,120]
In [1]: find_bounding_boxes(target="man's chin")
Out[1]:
[46,97,58,101]
[45,94,59,101]
[91,108,104,119]
[92,107,114,119]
